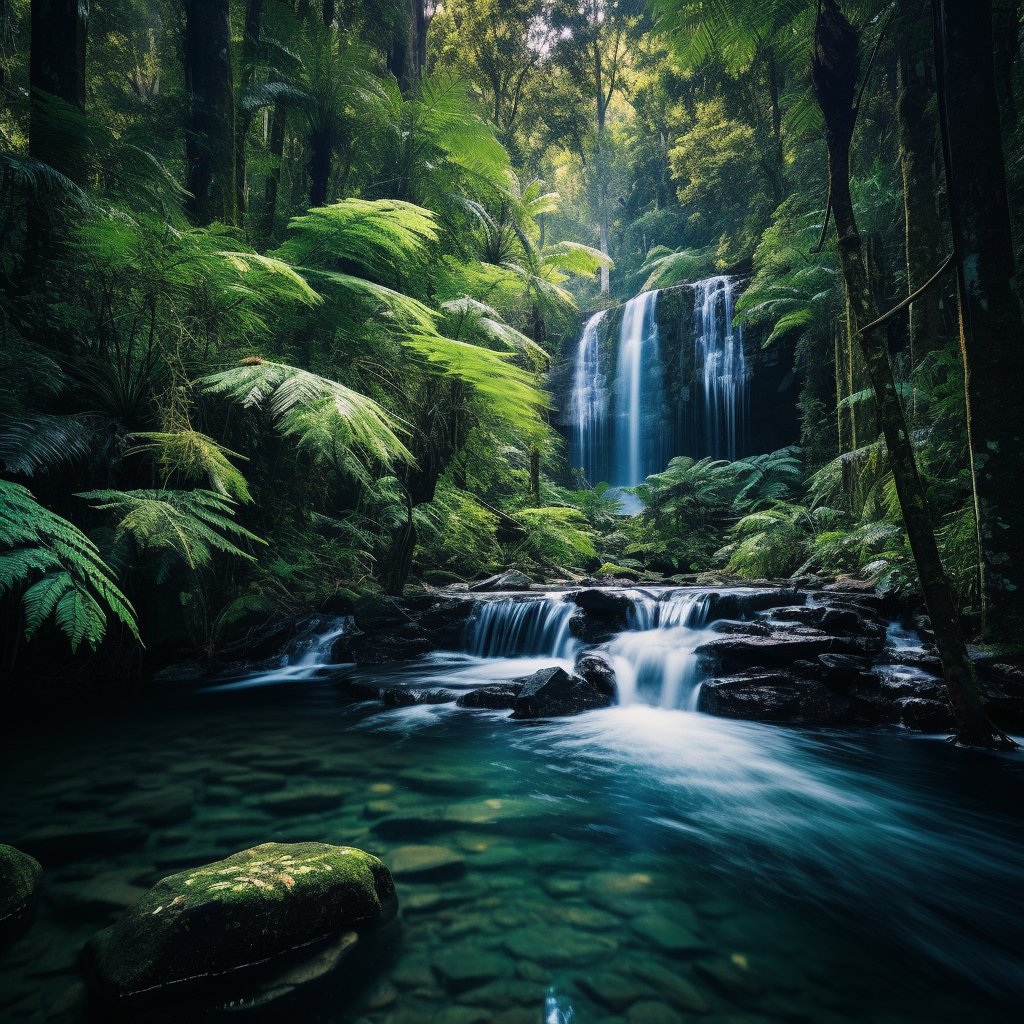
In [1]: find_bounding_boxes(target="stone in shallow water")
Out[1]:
[455,979,545,1008]
[389,845,466,882]
[399,767,485,796]
[16,822,148,864]
[431,946,509,992]
[435,1008,494,1024]
[626,1000,684,1024]
[221,770,288,793]
[110,786,194,825]
[575,971,651,1012]
[467,847,528,871]
[694,958,765,999]
[630,915,711,955]
[0,844,42,943]
[543,878,584,898]
[392,964,436,989]
[510,667,611,719]
[629,963,711,1013]
[504,925,617,966]
[364,800,400,819]
[516,960,552,985]
[261,786,346,815]
[86,842,397,999]
[542,904,620,931]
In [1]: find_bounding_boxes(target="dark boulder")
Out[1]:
[698,673,853,724]
[694,633,835,673]
[457,685,522,710]
[511,667,612,719]
[896,697,956,732]
[380,687,457,708]
[710,619,773,637]
[0,845,42,947]
[574,652,618,700]
[765,605,822,625]
[339,626,436,665]
[571,588,633,620]
[820,607,866,633]
[816,653,875,686]
[469,570,533,592]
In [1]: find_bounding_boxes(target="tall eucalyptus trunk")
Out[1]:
[29,0,88,173]
[184,0,236,226]
[934,0,1024,641]
[813,0,1013,750]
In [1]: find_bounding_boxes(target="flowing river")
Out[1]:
[1,590,1022,1023]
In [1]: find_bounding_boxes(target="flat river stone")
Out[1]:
[87,842,397,999]
[576,971,652,1011]
[630,914,711,954]
[261,786,346,815]
[431,946,509,991]
[630,963,711,1012]
[110,785,194,825]
[388,845,466,881]
[504,925,617,965]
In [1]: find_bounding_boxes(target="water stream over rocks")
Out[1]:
[1,586,1022,1023]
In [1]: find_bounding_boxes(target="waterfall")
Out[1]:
[609,591,715,710]
[462,596,578,659]
[613,290,663,488]
[693,276,747,461]
[570,310,609,485]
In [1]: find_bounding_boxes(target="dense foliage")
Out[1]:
[2,0,1023,678]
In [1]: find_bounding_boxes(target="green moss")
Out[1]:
[0,844,42,925]
[89,842,397,997]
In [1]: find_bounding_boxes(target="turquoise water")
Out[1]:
[1,663,1022,1023]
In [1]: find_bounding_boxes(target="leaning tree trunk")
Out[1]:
[184,0,236,226]
[813,0,1014,750]
[933,0,1024,643]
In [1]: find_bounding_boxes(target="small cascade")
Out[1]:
[693,276,747,460]
[570,310,610,486]
[613,290,664,489]
[609,591,715,710]
[463,596,578,659]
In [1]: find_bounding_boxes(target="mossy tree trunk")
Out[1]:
[933,0,1024,642]
[812,0,1014,750]
[235,0,263,228]
[184,0,236,226]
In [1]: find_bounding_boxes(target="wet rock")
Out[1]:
[574,652,618,700]
[630,914,711,955]
[457,685,523,710]
[252,930,360,1005]
[710,620,773,637]
[455,979,545,1008]
[544,878,583,898]
[541,904,619,930]
[469,570,533,592]
[698,674,853,724]
[389,846,466,882]
[248,755,325,774]
[152,661,206,682]
[261,786,346,815]
[694,634,835,672]
[110,785,194,825]
[431,946,509,992]
[343,629,437,665]
[511,667,612,719]
[814,653,876,689]
[504,925,617,965]
[694,958,765,999]
[399,767,484,796]
[576,972,651,1011]
[0,844,42,945]
[365,800,400,819]
[86,842,397,999]
[16,822,148,864]
[381,687,459,708]
[470,847,528,871]
[896,697,956,732]
[763,605,821,625]
[626,1001,684,1024]
[820,608,865,633]
[393,964,437,989]
[585,871,662,906]
[629,963,711,1013]
[435,1008,493,1024]
[517,960,552,984]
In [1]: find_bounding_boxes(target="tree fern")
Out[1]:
[77,489,265,571]
[129,431,252,502]
[0,480,139,652]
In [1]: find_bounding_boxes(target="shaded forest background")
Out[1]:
[2,0,1024,682]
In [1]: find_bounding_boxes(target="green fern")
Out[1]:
[130,431,252,502]
[0,480,139,652]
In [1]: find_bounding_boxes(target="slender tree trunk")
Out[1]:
[992,0,1019,129]
[184,0,236,226]
[813,0,1014,750]
[595,44,610,294]
[382,513,417,596]
[29,0,88,172]
[897,28,945,372]
[309,138,330,207]
[322,0,335,26]
[259,87,285,241]
[934,0,1024,642]
[235,0,263,228]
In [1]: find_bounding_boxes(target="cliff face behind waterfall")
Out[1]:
[551,282,801,484]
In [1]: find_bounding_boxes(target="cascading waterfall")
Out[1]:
[693,276,747,461]
[569,309,609,486]
[463,596,578,659]
[610,592,715,710]
[613,290,663,488]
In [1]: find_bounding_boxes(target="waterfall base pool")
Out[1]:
[1,671,1021,1024]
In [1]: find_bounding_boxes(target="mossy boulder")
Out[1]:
[0,844,43,945]
[86,842,397,999]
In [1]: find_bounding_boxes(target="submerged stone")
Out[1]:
[16,822,148,864]
[431,946,509,991]
[86,842,397,999]
[261,786,346,815]
[388,845,466,882]
[576,971,651,1011]
[503,925,617,965]
[694,958,765,999]
[0,844,42,945]
[110,785,194,825]
[630,963,712,1013]
[630,914,711,954]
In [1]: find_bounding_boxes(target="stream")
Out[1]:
[1,589,1022,1023]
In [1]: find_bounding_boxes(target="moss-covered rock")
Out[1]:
[86,842,397,999]
[0,844,43,945]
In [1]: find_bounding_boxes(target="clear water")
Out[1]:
[2,594,1022,1024]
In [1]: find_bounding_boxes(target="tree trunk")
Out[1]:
[29,0,88,172]
[308,138,330,207]
[184,0,236,226]
[897,24,945,372]
[322,0,335,27]
[813,0,1014,750]
[259,87,285,241]
[992,0,1019,129]
[934,0,1024,642]
[235,0,263,227]
[382,513,417,596]
[529,446,540,505]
